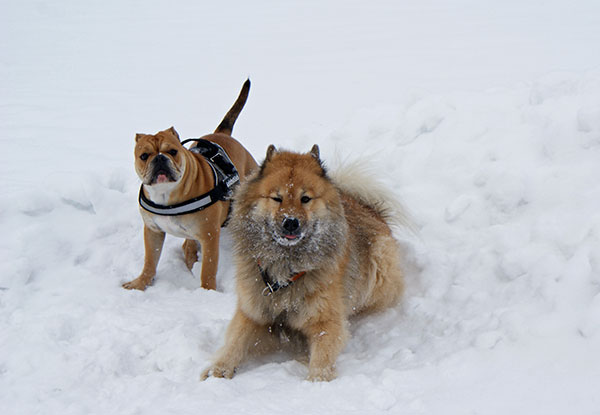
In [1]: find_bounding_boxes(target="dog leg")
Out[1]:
[182,239,199,270]
[198,227,220,290]
[303,317,349,382]
[123,226,165,290]
[201,308,270,380]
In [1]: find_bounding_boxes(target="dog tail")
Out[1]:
[329,159,416,232]
[214,79,251,135]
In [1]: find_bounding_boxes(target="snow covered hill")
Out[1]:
[1,1,600,414]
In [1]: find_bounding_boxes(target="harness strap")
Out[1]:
[183,138,240,195]
[138,183,227,216]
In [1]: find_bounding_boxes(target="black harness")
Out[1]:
[138,139,240,217]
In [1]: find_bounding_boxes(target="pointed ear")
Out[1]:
[309,144,327,176]
[266,144,277,162]
[310,144,320,160]
[135,133,145,143]
[168,126,180,140]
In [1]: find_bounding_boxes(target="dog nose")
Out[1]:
[154,154,168,164]
[282,217,300,234]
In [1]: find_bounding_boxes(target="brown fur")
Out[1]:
[123,81,258,291]
[201,146,403,381]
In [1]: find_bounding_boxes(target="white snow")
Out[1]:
[2,1,600,414]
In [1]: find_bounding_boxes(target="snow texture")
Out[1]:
[1,1,600,414]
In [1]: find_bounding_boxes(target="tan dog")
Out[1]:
[123,80,257,291]
[202,145,404,381]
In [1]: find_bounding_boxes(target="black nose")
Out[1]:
[154,154,168,165]
[282,217,300,234]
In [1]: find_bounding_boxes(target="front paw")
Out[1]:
[200,362,237,380]
[307,365,337,382]
[122,276,152,291]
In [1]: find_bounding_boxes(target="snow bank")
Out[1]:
[2,71,599,414]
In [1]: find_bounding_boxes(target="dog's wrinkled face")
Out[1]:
[134,127,185,186]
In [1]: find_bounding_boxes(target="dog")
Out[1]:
[123,80,258,291]
[201,145,404,381]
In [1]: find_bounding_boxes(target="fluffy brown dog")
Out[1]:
[201,145,404,381]
[123,80,257,291]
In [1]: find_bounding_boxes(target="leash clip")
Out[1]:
[262,283,275,297]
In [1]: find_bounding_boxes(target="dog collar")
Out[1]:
[258,260,306,296]
[139,139,239,217]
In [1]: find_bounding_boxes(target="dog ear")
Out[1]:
[258,145,277,178]
[168,126,180,140]
[135,133,145,143]
[266,145,277,162]
[310,144,320,160]
[309,144,327,176]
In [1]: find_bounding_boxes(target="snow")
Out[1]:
[2,0,600,414]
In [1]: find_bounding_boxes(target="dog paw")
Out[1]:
[200,363,236,380]
[122,277,151,291]
[307,366,337,382]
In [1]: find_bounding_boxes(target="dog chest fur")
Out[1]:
[143,212,196,239]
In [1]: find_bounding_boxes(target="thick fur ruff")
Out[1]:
[202,146,404,381]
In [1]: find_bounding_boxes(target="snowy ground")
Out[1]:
[2,1,600,414]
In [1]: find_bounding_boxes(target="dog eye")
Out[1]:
[271,197,282,203]
[140,153,149,161]
[300,196,312,204]
[167,149,178,156]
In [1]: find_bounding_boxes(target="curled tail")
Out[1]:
[215,79,251,135]
[329,159,415,232]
